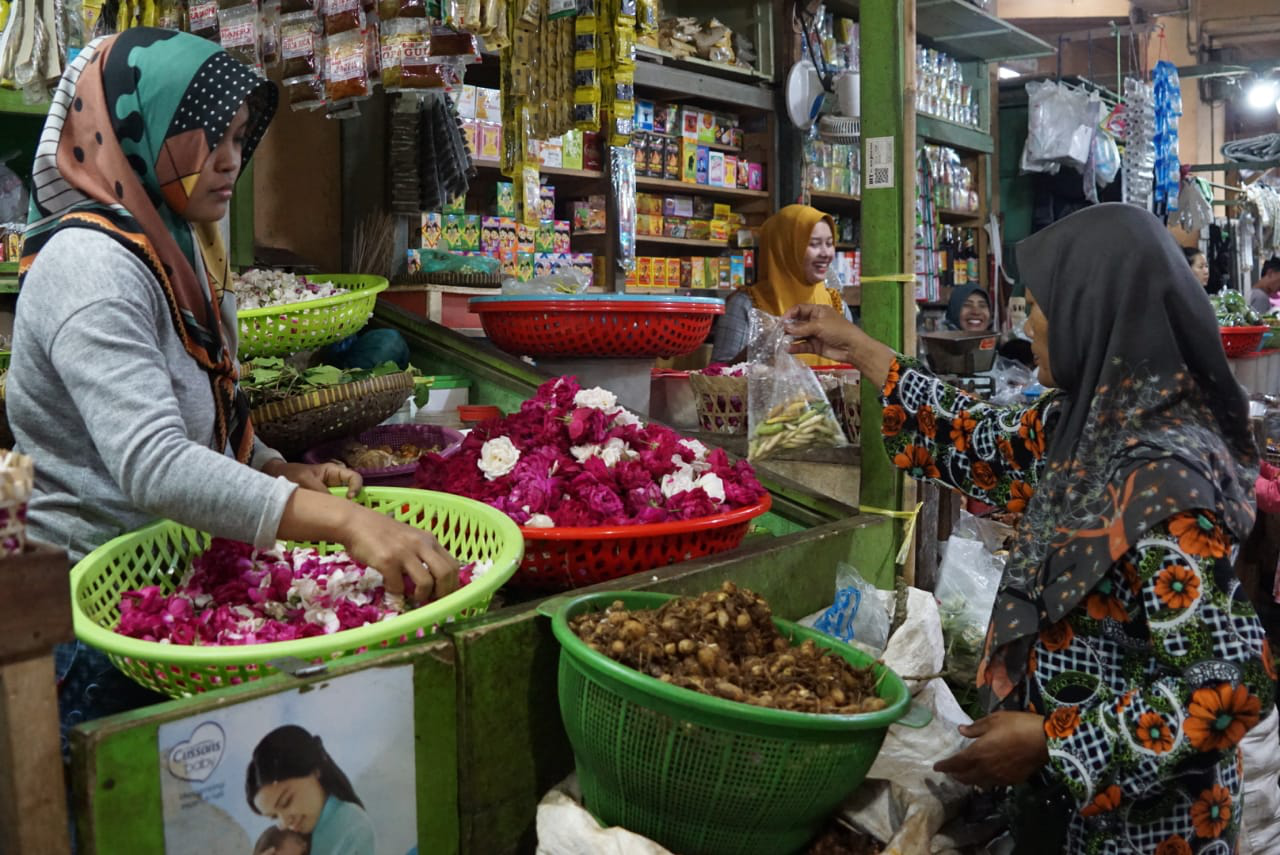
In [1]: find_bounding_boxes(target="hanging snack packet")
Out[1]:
[322,0,364,36]
[278,0,315,13]
[280,11,320,78]
[218,4,262,71]
[323,29,371,103]
[745,309,848,461]
[188,0,220,40]
[260,0,282,67]
[284,74,325,111]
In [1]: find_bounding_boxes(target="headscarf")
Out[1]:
[19,29,277,463]
[979,203,1258,704]
[746,205,845,366]
[942,283,991,331]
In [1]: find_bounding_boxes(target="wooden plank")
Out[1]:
[448,513,891,855]
[69,645,456,854]
[0,544,72,663]
[0,655,70,855]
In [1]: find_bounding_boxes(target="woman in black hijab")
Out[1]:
[786,204,1274,853]
[942,283,993,332]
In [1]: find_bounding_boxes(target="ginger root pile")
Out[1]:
[570,581,886,714]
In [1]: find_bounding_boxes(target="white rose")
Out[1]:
[469,559,495,579]
[609,407,643,427]
[661,466,697,499]
[478,436,521,480]
[574,387,618,410]
[679,438,710,460]
[526,514,556,528]
[600,437,630,467]
[304,606,341,634]
[694,472,726,503]
[571,443,600,463]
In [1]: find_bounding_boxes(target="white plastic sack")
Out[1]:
[1241,707,1280,855]
[935,531,1004,685]
[535,775,674,855]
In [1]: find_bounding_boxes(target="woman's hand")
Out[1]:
[932,711,1049,788]
[263,459,363,499]
[783,303,895,389]
[341,506,460,604]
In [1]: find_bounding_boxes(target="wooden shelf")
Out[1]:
[823,0,1053,62]
[573,230,608,237]
[809,191,862,207]
[937,208,982,225]
[627,288,734,297]
[471,159,605,181]
[917,115,994,155]
[634,176,768,200]
[636,235,730,249]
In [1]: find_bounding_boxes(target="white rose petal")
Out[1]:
[526,514,556,528]
[304,606,341,634]
[574,387,618,410]
[469,560,495,579]
[600,437,629,467]
[571,444,600,463]
[478,436,521,480]
[694,472,726,503]
[609,407,643,427]
[661,466,697,499]
[680,438,709,460]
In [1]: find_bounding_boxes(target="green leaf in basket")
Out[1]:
[368,361,402,377]
[304,365,346,386]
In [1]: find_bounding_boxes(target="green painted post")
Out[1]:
[857,0,913,590]
[230,160,255,269]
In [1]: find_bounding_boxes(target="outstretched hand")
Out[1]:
[264,460,363,499]
[933,711,1049,789]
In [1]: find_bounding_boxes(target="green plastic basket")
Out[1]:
[546,590,920,855]
[72,487,524,697]
[236,274,388,359]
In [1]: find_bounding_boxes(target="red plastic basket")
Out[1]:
[1221,326,1269,358]
[511,494,772,592]
[470,298,724,358]
[302,423,464,487]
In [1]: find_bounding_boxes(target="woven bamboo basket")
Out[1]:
[250,371,415,459]
[688,373,749,435]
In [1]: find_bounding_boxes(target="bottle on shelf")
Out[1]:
[963,229,979,286]
[951,227,968,288]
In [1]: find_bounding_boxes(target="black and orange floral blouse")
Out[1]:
[882,356,1276,855]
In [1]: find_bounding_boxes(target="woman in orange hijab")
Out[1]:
[710,204,850,365]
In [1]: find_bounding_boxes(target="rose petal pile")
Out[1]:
[413,376,767,527]
[115,538,490,646]
[231,269,347,310]
[696,362,750,377]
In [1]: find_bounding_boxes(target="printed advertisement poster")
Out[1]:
[158,666,416,855]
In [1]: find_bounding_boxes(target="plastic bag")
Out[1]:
[988,355,1035,406]
[0,158,27,224]
[745,309,847,461]
[935,523,1004,686]
[812,562,892,651]
[502,270,589,295]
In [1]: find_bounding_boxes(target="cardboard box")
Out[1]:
[718,257,732,289]
[636,256,653,288]
[709,219,730,242]
[636,99,655,132]
[696,146,709,185]
[736,158,750,189]
[680,140,699,184]
[562,131,584,170]
[517,251,535,282]
[723,155,738,188]
[632,135,651,176]
[680,258,693,288]
[554,220,571,254]
[516,222,535,254]
[583,132,603,170]
[744,249,755,284]
[666,258,682,290]
[636,193,660,215]
[443,193,467,214]
[730,255,745,288]
[534,253,556,278]
[539,138,563,169]
[498,217,517,257]
[539,186,556,221]
[681,107,701,141]
[496,182,516,217]
[535,220,556,253]
[697,110,716,144]
[475,87,501,121]
[663,138,681,181]
[456,85,477,119]
[570,253,594,285]
[462,120,479,157]
[662,217,688,239]
[687,219,711,241]
[653,103,672,135]
[646,134,665,179]
[479,122,502,160]
[460,215,481,251]
[707,151,725,188]
[663,195,694,219]
[421,212,443,249]
[713,203,732,220]
[481,216,502,253]
[689,257,706,289]
[748,161,764,190]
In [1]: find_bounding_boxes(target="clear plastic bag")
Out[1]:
[935,520,1005,685]
[813,562,892,651]
[988,356,1035,406]
[0,157,28,224]
[501,270,589,295]
[745,309,847,461]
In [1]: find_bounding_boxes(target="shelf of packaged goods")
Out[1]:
[809,191,861,207]
[0,88,49,116]
[635,47,773,84]
[634,176,768,200]
[470,159,605,181]
[635,235,731,250]
[917,115,994,155]
[626,288,734,298]
[936,208,983,226]
[634,61,774,112]
[635,131,743,155]
[823,0,1053,62]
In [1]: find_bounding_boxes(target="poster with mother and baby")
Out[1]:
[158,666,417,855]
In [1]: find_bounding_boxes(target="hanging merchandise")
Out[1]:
[1238,212,1256,280]
[1020,81,1095,175]
[0,0,62,100]
[1121,77,1155,209]
[1209,221,1235,295]
[1150,60,1182,217]
[1222,133,1280,165]
[611,143,635,276]
[1175,178,1213,236]
[1244,182,1280,260]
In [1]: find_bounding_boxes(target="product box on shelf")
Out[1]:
[744,249,755,283]
[479,123,502,160]
[717,258,732,289]
[568,253,594,284]
[663,139,681,181]
[748,162,764,190]
[477,88,501,121]
[730,255,745,287]
[663,218,688,239]
[553,221,571,253]
[535,221,555,253]
[443,194,466,215]
[421,212,443,249]
[583,132,603,170]
[498,218,518,257]
[539,186,555,220]
[709,219,730,242]
[688,258,706,289]
[636,256,653,288]
[636,99,655,132]
[496,182,516,217]
[648,137,666,179]
[736,158,750,189]
[456,85,477,119]
[707,151,725,187]
[681,107,701,141]
[562,131,584,170]
[636,193,659,215]
[517,251,535,282]
[713,202,731,220]
[663,195,693,219]
[688,219,711,241]
[539,138,563,169]
[680,140,698,184]
[653,103,672,135]
[697,111,715,144]
[460,215,481,251]
[534,253,556,279]
[481,216,502,253]
[632,135,651,176]
[462,120,479,157]
[723,155,738,188]
[666,258,682,290]
[696,147,709,185]
[516,222,535,255]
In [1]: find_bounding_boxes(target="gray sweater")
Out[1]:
[10,228,296,562]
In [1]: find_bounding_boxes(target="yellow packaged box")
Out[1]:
[562,130,584,171]
[666,258,682,290]
[709,219,730,241]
